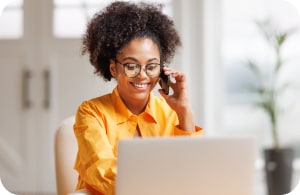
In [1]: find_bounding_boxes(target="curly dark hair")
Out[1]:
[82,1,181,81]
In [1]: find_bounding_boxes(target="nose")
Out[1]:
[136,66,149,78]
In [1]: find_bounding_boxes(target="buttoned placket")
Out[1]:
[127,115,138,136]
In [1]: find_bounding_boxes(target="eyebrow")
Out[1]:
[122,57,160,63]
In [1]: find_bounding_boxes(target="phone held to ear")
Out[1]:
[159,66,170,95]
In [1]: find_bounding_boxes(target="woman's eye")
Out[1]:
[126,64,138,70]
[147,64,159,70]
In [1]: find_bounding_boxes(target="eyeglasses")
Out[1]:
[115,60,162,78]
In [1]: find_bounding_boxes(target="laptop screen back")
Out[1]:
[116,136,256,195]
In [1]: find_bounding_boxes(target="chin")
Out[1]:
[132,91,150,100]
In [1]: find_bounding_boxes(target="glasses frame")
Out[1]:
[115,60,162,78]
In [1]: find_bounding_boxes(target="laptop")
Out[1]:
[116,136,256,195]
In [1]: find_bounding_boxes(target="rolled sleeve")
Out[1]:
[173,125,203,136]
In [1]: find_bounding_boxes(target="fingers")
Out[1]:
[160,67,187,97]
[159,67,190,112]
[162,67,186,82]
[158,88,167,98]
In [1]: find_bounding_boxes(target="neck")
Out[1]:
[124,99,148,115]
[118,94,149,115]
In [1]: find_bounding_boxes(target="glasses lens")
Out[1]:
[146,64,161,77]
[122,62,161,78]
[124,63,140,77]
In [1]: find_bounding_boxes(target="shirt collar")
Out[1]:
[111,87,158,124]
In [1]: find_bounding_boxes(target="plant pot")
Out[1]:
[264,147,294,195]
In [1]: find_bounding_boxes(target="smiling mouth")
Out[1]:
[131,82,150,89]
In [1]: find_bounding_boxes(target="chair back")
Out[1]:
[54,116,78,195]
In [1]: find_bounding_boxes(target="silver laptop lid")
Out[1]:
[116,136,256,195]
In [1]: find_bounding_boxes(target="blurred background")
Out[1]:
[0,0,299,194]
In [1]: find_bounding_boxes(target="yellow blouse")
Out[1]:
[73,87,203,195]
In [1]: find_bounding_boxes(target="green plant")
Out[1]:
[245,19,296,150]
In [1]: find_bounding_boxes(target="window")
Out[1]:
[53,0,172,38]
[221,0,300,144]
[0,0,23,39]
[222,0,300,104]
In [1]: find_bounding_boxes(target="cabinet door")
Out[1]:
[0,0,115,194]
[0,0,41,193]
[0,43,41,193]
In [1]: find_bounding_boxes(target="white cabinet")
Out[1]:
[0,0,114,194]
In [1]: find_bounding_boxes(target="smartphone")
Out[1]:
[159,66,170,95]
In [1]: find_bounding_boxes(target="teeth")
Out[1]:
[133,83,148,88]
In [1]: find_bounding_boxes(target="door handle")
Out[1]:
[43,69,50,109]
[22,69,31,109]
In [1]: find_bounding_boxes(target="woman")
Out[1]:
[73,1,203,195]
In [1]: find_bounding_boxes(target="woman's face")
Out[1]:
[110,38,160,106]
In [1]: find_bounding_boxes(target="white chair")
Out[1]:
[54,116,92,195]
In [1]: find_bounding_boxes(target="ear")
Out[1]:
[109,60,117,77]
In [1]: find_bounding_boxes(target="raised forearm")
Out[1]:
[176,106,195,132]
